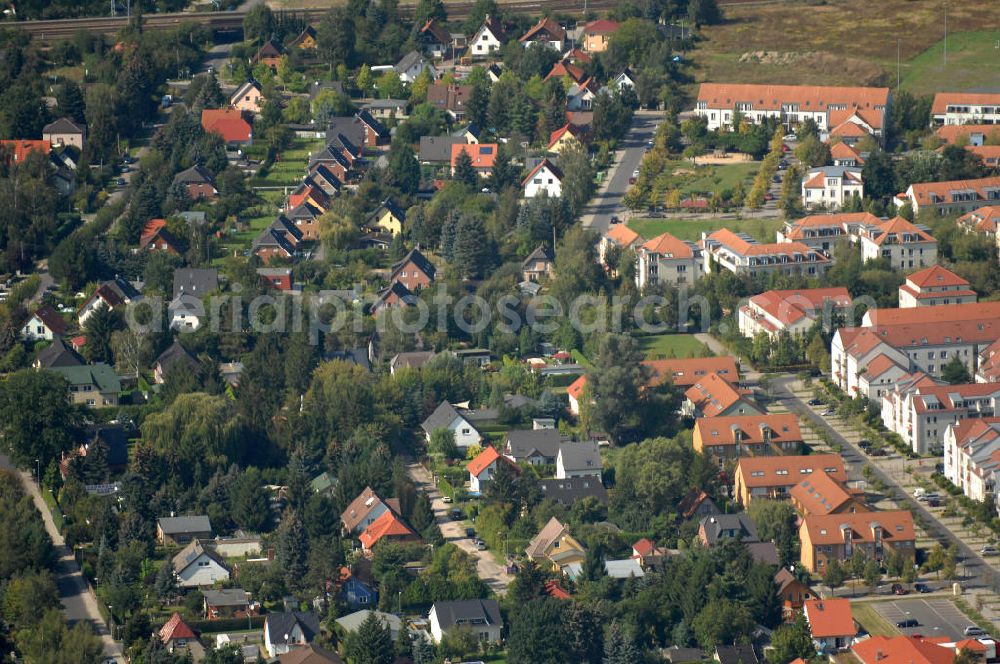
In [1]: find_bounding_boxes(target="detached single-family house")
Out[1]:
[525,517,586,573]
[52,364,121,408]
[428,599,503,644]
[467,445,519,493]
[419,135,467,164]
[774,567,815,617]
[555,441,601,480]
[33,338,83,369]
[803,598,856,653]
[522,159,563,198]
[614,68,636,92]
[77,277,141,326]
[359,510,419,551]
[153,341,199,384]
[340,486,401,535]
[335,610,402,642]
[203,588,251,619]
[168,294,205,331]
[157,515,212,546]
[519,17,566,50]
[366,199,406,235]
[581,19,619,52]
[504,428,564,465]
[395,50,438,83]
[173,267,218,300]
[278,645,343,664]
[173,164,218,200]
[421,400,484,448]
[801,166,864,210]
[336,566,378,610]
[139,219,183,254]
[172,539,230,588]
[451,142,497,176]
[264,611,321,658]
[567,77,601,111]
[547,123,587,154]
[288,25,318,49]
[389,248,436,292]
[201,109,253,146]
[230,78,264,114]
[253,39,284,69]
[521,245,555,282]
[418,18,452,59]
[469,15,506,56]
[43,117,86,149]
[159,613,198,653]
[21,304,67,341]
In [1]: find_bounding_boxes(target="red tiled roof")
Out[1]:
[861,353,905,380]
[140,218,167,247]
[451,143,498,169]
[641,232,694,259]
[605,223,642,248]
[829,121,870,138]
[201,109,252,143]
[632,538,655,556]
[802,510,915,546]
[160,613,198,643]
[685,372,754,417]
[544,61,584,83]
[905,264,969,289]
[467,445,504,477]
[907,176,1000,207]
[521,158,564,187]
[544,580,571,599]
[959,205,1000,233]
[583,19,620,34]
[735,454,847,488]
[705,228,828,259]
[966,145,1000,164]
[935,124,1000,144]
[358,510,417,549]
[803,598,855,638]
[932,92,1000,114]
[694,413,801,446]
[547,123,586,149]
[748,287,852,327]
[519,17,566,43]
[698,83,889,129]
[788,469,859,515]
[644,356,739,388]
[566,374,587,399]
[853,636,955,664]
[910,382,1000,414]
[831,141,864,163]
[865,301,1000,326]
[865,216,935,246]
[0,139,50,164]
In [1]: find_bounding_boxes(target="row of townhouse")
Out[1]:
[700,228,831,278]
[943,417,1000,507]
[881,380,1000,455]
[900,175,1000,217]
[778,213,938,270]
[930,92,1000,126]
[738,287,853,340]
[692,413,804,466]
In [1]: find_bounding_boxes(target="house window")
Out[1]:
[359,596,368,604]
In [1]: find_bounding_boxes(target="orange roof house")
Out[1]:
[643,356,740,388]
[739,287,852,339]
[931,92,1000,123]
[544,61,584,84]
[684,372,763,420]
[830,141,864,166]
[201,109,253,145]
[863,300,1000,327]
[958,205,1000,235]
[581,19,619,52]
[519,17,566,48]
[788,469,867,517]
[898,265,976,308]
[904,175,1000,215]
[935,124,1000,145]
[467,445,519,492]
[0,139,50,164]
[803,598,855,651]
[734,454,847,507]
[965,144,1000,167]
[853,636,955,664]
[160,612,198,650]
[799,511,915,573]
[547,123,588,153]
[358,511,418,551]
[566,374,588,416]
[139,218,183,254]
[693,413,803,463]
[450,143,498,174]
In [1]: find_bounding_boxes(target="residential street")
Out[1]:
[772,376,1000,595]
[0,454,123,663]
[580,109,661,235]
[406,462,512,594]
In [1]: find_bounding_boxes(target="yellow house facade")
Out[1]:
[525,517,586,573]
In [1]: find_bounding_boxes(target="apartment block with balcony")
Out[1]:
[856,217,937,271]
[931,92,1000,126]
[701,229,830,278]
[738,287,852,340]
[881,381,1000,455]
[635,232,704,288]
[898,265,976,308]
[776,212,880,252]
[733,454,847,507]
[799,511,915,574]
[801,166,864,210]
[943,417,1000,503]
[692,414,803,465]
[902,175,1000,217]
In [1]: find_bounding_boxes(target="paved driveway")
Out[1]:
[874,597,977,640]
[581,109,661,235]
[406,462,512,594]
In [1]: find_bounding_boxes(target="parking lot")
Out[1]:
[873,598,976,640]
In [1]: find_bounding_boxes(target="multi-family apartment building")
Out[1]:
[692,414,804,464]
[855,217,937,270]
[635,232,704,288]
[798,511,915,574]
[935,124,1000,146]
[882,381,1000,454]
[901,176,1000,216]
[801,166,864,210]
[701,229,830,278]
[931,92,1000,126]
[738,287,853,340]
[733,454,847,507]
[776,212,880,252]
[692,84,890,137]
[898,265,976,308]
[943,417,1000,503]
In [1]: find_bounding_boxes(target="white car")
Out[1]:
[964,626,986,637]
[782,133,797,141]
[980,545,999,556]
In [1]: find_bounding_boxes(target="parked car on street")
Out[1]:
[465,527,476,538]
[820,408,836,416]
[964,626,986,637]
[891,584,908,595]
[475,539,487,550]
[807,399,824,406]
[896,618,919,628]
[449,508,463,521]
[914,583,931,593]
[980,545,999,556]
[442,495,452,503]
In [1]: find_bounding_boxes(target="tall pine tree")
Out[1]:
[346,611,394,664]
[453,149,478,187]
[603,622,640,664]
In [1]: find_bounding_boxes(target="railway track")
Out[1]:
[4,0,783,41]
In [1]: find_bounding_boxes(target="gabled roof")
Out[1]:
[522,244,555,268]
[475,14,506,41]
[287,24,318,48]
[644,356,740,388]
[641,232,695,259]
[172,538,227,574]
[154,341,198,374]
[547,123,587,151]
[421,400,469,434]
[695,413,802,446]
[557,440,601,472]
[852,636,955,664]
[160,612,198,643]
[201,109,252,143]
[697,83,890,129]
[395,50,431,75]
[419,135,466,162]
[685,372,757,417]
[340,486,396,533]
[431,599,502,630]
[582,19,620,35]
[229,78,262,105]
[801,510,915,545]
[538,477,607,505]
[544,61,584,84]
[451,143,497,169]
[935,124,1000,144]
[736,454,847,488]
[863,301,1000,326]
[566,374,587,400]
[0,139,50,163]
[905,264,969,290]
[31,304,67,336]
[35,338,83,368]
[279,644,345,664]
[804,598,855,638]
[932,92,1000,114]
[774,567,810,594]
[506,428,564,460]
[519,17,566,43]
[391,248,436,281]
[830,141,864,163]
[419,18,451,45]
[747,287,852,327]
[604,223,642,248]
[862,216,935,246]
[51,364,121,394]
[159,514,211,535]
[525,516,571,558]
[266,611,320,646]
[677,488,716,519]
[788,470,859,515]
[521,159,563,187]
[703,228,829,260]
[203,588,249,607]
[699,514,758,545]
[907,175,1000,207]
[43,117,86,134]
[467,445,508,477]
[359,510,417,549]
[829,121,870,138]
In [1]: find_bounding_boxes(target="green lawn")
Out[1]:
[652,160,759,197]
[901,31,1000,95]
[851,601,900,637]
[638,334,707,359]
[628,217,783,244]
[249,137,325,188]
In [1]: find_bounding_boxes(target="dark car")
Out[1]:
[914,583,931,593]
[116,178,126,186]
[869,448,888,457]
[465,527,476,538]
[891,583,908,595]
[610,216,621,225]
[896,618,919,628]
[858,439,872,449]
[807,398,824,406]
[449,508,463,521]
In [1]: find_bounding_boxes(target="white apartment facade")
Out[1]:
[898,265,976,308]
[882,382,1000,455]
[635,232,704,288]
[856,217,937,270]
[738,287,852,340]
[931,93,1000,126]
[701,229,830,278]
[801,166,864,210]
[943,418,1000,503]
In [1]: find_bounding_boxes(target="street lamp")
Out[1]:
[35,458,40,485]
[107,605,114,640]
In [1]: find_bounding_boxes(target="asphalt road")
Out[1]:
[581,109,661,235]
[773,376,1000,594]
[406,462,512,594]
[874,597,977,640]
[0,454,124,662]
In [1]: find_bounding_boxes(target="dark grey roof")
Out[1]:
[35,338,83,368]
[327,348,370,371]
[431,599,502,630]
[395,50,430,74]
[43,117,85,134]
[309,143,351,171]
[746,541,780,567]
[88,424,129,467]
[418,135,465,163]
[171,538,227,574]
[107,276,141,301]
[159,515,212,535]
[557,441,601,472]
[391,351,436,371]
[172,268,218,299]
[325,119,366,151]
[538,478,607,505]
[355,110,386,137]
[522,245,555,269]
[309,80,345,100]
[155,341,198,374]
[422,400,466,434]
[699,514,759,546]
[177,210,207,227]
[203,588,248,607]
[505,429,563,461]
[503,394,538,410]
[173,164,215,186]
[391,248,436,281]
[663,647,706,663]
[265,611,320,645]
[715,644,759,664]
[362,99,408,110]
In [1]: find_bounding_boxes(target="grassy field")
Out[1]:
[852,601,900,637]
[695,0,1000,87]
[627,216,783,244]
[900,31,1000,95]
[655,160,758,197]
[638,333,707,359]
[248,137,324,189]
